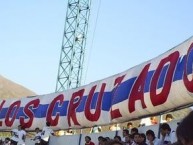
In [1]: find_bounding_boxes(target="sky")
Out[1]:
[0,0,193,95]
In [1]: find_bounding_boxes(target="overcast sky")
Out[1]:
[0,0,193,95]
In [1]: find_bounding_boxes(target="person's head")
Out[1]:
[150,116,157,124]
[35,127,40,133]
[122,129,129,137]
[146,130,155,141]
[125,135,131,143]
[133,133,140,144]
[166,114,173,122]
[105,137,111,141]
[127,122,133,129]
[100,138,108,145]
[139,133,146,143]
[4,137,11,143]
[176,111,193,145]
[98,136,104,142]
[18,125,22,130]
[160,123,171,136]
[131,127,138,135]
[114,135,121,142]
[109,140,123,145]
[85,136,91,143]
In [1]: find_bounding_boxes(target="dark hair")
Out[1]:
[5,137,10,141]
[131,127,138,133]
[85,136,91,141]
[132,133,140,141]
[46,121,51,126]
[105,137,111,141]
[98,136,104,140]
[127,122,133,126]
[146,129,155,139]
[123,129,129,135]
[133,133,140,137]
[108,140,123,145]
[160,123,171,131]
[114,135,122,141]
[176,111,193,144]
[35,127,40,130]
[140,133,146,143]
[166,114,173,119]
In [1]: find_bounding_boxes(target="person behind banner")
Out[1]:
[108,140,124,145]
[165,114,173,122]
[10,125,19,145]
[160,123,177,145]
[122,129,129,142]
[131,133,140,145]
[31,127,41,145]
[146,130,162,145]
[126,122,133,129]
[3,137,11,145]
[17,125,26,145]
[109,124,121,131]
[85,136,95,145]
[40,121,55,145]
[90,125,102,133]
[139,133,147,145]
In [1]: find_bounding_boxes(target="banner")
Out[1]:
[0,36,193,130]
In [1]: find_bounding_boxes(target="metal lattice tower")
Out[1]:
[56,0,91,92]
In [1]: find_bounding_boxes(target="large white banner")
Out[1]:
[0,36,193,130]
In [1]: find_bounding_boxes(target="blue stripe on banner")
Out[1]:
[144,71,153,92]
[188,50,193,73]
[112,77,136,104]
[0,55,190,119]
[0,108,8,119]
[173,56,185,81]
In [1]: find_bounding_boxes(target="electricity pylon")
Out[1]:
[56,0,91,92]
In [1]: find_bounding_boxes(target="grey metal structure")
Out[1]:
[56,0,91,92]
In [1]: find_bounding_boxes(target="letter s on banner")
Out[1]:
[20,99,40,128]
[150,51,179,106]
[5,101,21,127]
[183,43,193,93]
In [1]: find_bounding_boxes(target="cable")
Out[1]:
[83,0,102,85]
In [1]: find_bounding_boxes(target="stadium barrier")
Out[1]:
[25,119,180,145]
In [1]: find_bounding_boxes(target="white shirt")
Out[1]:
[41,126,54,142]
[34,132,41,143]
[17,130,26,145]
[162,131,177,144]
[109,125,121,131]
[140,117,152,126]
[90,126,101,133]
[147,138,162,145]
[122,137,126,142]
[11,129,19,142]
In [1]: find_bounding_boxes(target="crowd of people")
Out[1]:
[84,112,193,145]
[0,112,192,145]
[85,123,176,145]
